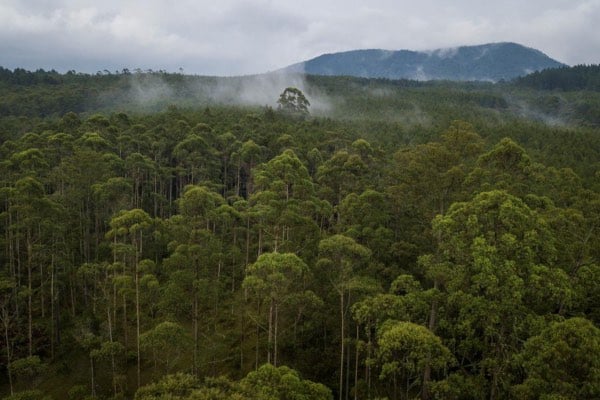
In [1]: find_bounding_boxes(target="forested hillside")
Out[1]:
[284,43,565,81]
[0,67,599,400]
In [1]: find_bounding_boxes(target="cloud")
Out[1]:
[1,0,599,75]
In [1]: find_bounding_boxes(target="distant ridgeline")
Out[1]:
[284,42,566,82]
[515,64,600,91]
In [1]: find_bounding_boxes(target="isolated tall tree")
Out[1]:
[277,87,310,117]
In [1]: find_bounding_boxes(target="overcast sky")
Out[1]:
[1,0,599,76]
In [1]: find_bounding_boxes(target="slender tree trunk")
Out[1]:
[50,254,55,360]
[70,268,76,317]
[27,229,33,357]
[339,290,345,400]
[367,319,372,399]
[346,338,350,400]
[123,293,128,348]
[354,325,359,400]
[40,257,44,318]
[2,308,13,396]
[274,302,278,367]
[245,217,251,268]
[236,163,241,197]
[422,280,438,400]
[135,231,142,388]
[90,355,96,399]
[268,298,273,364]
[107,293,117,397]
[135,264,141,388]
[255,302,260,370]
[193,262,199,376]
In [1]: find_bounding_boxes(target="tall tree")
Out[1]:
[317,234,372,400]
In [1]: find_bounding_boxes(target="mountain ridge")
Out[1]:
[283,42,566,82]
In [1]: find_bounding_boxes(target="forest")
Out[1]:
[0,65,599,400]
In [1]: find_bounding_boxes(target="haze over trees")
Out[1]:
[0,65,599,400]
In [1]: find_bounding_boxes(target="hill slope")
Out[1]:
[515,64,600,91]
[285,42,566,81]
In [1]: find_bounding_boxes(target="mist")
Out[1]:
[104,70,332,115]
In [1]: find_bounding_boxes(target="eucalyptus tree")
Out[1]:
[277,87,310,117]
[251,149,321,257]
[317,234,372,400]
[165,184,225,375]
[106,208,153,388]
[139,321,191,375]
[388,120,484,266]
[243,252,310,367]
[430,190,561,399]
[513,317,600,400]
[9,176,61,356]
[375,321,453,400]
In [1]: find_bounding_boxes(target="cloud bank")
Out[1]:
[1,0,599,75]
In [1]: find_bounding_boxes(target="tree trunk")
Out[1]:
[193,261,199,376]
[354,325,359,400]
[27,229,33,357]
[274,302,278,367]
[135,231,142,388]
[50,254,55,360]
[2,308,13,396]
[135,264,141,388]
[421,280,438,400]
[90,355,96,398]
[339,291,345,400]
[268,297,273,364]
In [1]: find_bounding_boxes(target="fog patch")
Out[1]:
[203,72,332,114]
[98,70,332,115]
[505,94,567,126]
[412,66,429,81]
[128,73,175,105]
[364,86,395,97]
[428,47,459,59]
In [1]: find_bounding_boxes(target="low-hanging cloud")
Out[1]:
[101,71,332,115]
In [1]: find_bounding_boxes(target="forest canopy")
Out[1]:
[0,66,599,400]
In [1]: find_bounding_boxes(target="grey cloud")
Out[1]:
[1,0,599,75]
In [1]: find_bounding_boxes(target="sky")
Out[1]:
[1,0,599,76]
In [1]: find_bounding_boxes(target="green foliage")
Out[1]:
[140,321,192,373]
[1,390,52,400]
[515,64,600,91]
[0,67,599,400]
[134,365,332,400]
[134,373,201,399]
[277,87,310,117]
[514,318,600,400]
[241,364,332,400]
[9,357,47,385]
[376,321,453,392]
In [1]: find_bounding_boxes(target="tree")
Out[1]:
[9,356,47,392]
[317,234,373,400]
[513,318,600,399]
[140,321,191,375]
[430,190,561,399]
[243,252,309,366]
[241,363,332,400]
[376,321,453,400]
[277,87,310,117]
[106,208,153,388]
[251,149,320,255]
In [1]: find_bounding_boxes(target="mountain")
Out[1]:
[284,42,566,82]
